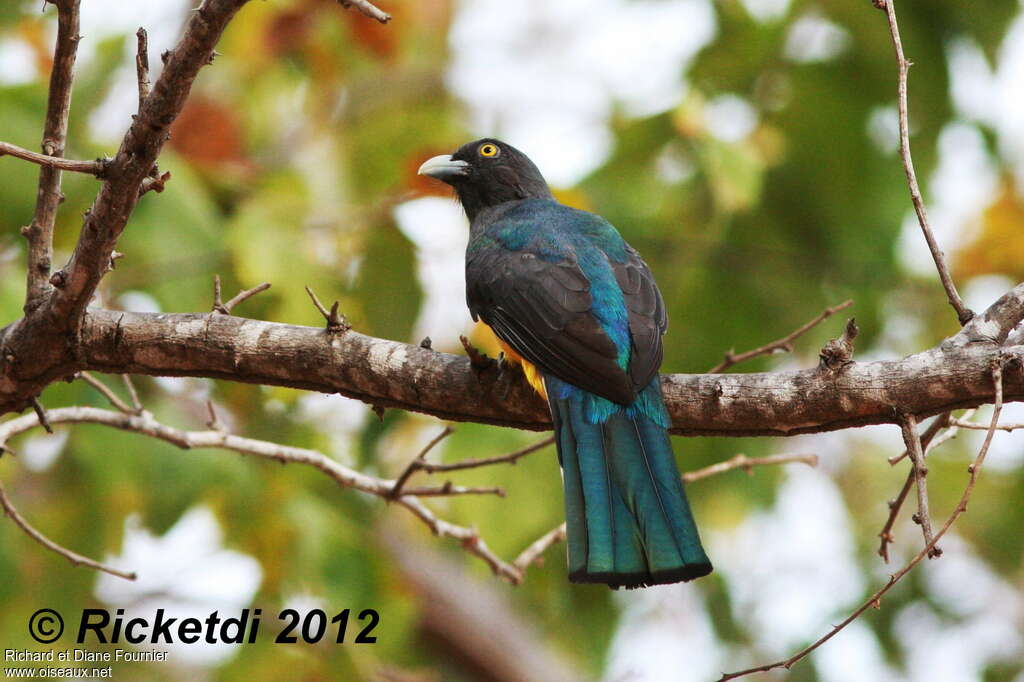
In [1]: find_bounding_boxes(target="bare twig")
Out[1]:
[888,410,951,465]
[720,361,1005,681]
[304,286,350,332]
[879,411,959,560]
[23,0,82,312]
[877,0,972,325]
[0,142,105,176]
[30,398,52,434]
[682,452,818,483]
[212,275,271,315]
[135,28,150,112]
[337,0,391,24]
[205,400,224,431]
[0,479,136,581]
[391,426,454,498]
[121,375,143,412]
[413,435,555,475]
[709,300,853,373]
[400,483,505,498]
[513,523,567,574]
[949,417,1024,431]
[0,407,513,580]
[77,371,134,414]
[900,414,940,557]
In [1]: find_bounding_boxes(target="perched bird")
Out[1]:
[418,139,711,588]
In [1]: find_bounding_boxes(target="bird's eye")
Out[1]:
[478,143,499,158]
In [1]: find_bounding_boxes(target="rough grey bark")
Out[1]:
[26,300,1011,437]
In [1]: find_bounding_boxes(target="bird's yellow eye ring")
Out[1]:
[478,143,499,158]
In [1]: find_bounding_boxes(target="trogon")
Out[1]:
[419,138,712,588]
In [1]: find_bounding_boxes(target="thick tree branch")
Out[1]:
[24,0,82,313]
[45,307,1021,437]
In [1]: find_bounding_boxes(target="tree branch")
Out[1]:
[337,0,391,24]
[876,0,972,325]
[708,299,852,373]
[0,141,105,177]
[720,360,1006,681]
[878,410,961,561]
[681,452,818,483]
[24,0,82,313]
[42,306,1019,437]
[135,27,150,113]
[900,413,939,557]
[0,405,521,581]
[0,479,136,581]
[50,0,251,325]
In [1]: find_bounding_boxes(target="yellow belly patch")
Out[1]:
[477,323,547,401]
[495,338,548,401]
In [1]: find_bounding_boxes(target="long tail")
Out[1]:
[548,377,712,589]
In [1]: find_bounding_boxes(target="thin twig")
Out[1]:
[889,410,951,465]
[30,398,52,434]
[135,28,150,112]
[23,0,82,312]
[205,400,224,431]
[390,426,454,498]
[400,483,505,498]
[513,523,567,574]
[1,141,105,176]
[336,0,391,23]
[709,300,853,373]
[77,372,134,414]
[212,275,271,315]
[222,283,271,313]
[720,361,1005,681]
[304,286,350,332]
[877,0,972,325]
[878,411,958,560]
[900,414,939,557]
[121,375,143,412]
[414,435,555,475]
[0,479,136,580]
[682,452,818,483]
[0,407,514,580]
[948,417,1024,431]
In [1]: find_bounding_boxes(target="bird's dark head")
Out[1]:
[417,138,553,222]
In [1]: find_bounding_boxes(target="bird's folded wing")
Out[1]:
[467,246,639,405]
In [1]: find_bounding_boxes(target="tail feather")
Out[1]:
[549,377,712,589]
